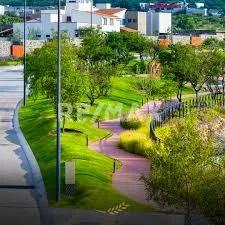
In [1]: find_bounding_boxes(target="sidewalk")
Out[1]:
[0,66,41,225]
[90,101,161,205]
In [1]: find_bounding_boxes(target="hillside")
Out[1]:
[1,0,225,10]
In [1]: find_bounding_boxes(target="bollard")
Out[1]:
[86,135,89,146]
[65,160,75,196]
[113,160,116,173]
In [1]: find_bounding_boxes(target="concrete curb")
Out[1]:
[13,100,53,225]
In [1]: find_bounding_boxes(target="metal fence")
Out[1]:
[150,92,225,141]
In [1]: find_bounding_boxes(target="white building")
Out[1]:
[152,12,172,34]
[195,2,205,8]
[13,0,126,40]
[0,5,5,15]
[125,11,172,35]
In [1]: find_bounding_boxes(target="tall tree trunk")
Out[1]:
[177,86,183,103]
[222,76,225,94]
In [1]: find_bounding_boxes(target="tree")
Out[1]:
[105,32,133,68]
[78,29,116,105]
[127,33,149,61]
[135,78,159,101]
[26,37,84,126]
[204,49,224,94]
[176,15,196,30]
[0,15,21,27]
[187,50,209,99]
[143,115,216,218]
[160,44,194,102]
[203,37,222,48]
[145,39,162,61]
[158,80,177,102]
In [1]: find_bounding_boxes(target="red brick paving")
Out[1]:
[90,102,160,204]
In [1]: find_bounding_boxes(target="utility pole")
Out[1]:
[23,0,26,106]
[56,0,61,202]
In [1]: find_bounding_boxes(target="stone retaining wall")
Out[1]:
[0,40,11,58]
[173,35,190,44]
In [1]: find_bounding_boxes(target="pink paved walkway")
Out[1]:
[90,101,160,205]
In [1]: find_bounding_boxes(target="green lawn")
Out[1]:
[83,77,143,121]
[82,77,194,121]
[19,77,153,211]
[0,58,22,66]
[173,15,225,30]
[19,76,194,210]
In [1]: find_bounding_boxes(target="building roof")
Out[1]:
[95,8,126,16]
[93,11,118,18]
[120,26,138,33]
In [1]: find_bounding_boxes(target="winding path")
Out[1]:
[90,91,210,205]
[90,101,160,204]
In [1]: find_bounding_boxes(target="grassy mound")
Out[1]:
[19,76,154,211]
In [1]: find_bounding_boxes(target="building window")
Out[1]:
[110,18,114,26]
[103,18,107,25]
[133,19,136,23]
[46,34,51,38]
[128,19,132,23]
[67,16,72,22]
[36,34,41,38]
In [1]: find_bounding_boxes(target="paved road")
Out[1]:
[52,208,185,225]
[0,66,41,225]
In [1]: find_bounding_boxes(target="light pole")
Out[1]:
[56,0,61,202]
[90,0,93,29]
[23,0,26,106]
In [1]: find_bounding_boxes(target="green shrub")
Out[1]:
[0,58,22,66]
[120,113,144,130]
[118,131,154,156]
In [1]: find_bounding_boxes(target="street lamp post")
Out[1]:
[56,0,61,202]
[23,0,26,106]
[91,0,93,29]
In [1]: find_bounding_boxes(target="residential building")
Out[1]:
[0,5,5,15]
[5,5,41,16]
[186,7,208,16]
[125,11,172,35]
[148,2,185,13]
[208,9,222,16]
[13,0,126,40]
[195,2,205,8]
[139,2,188,13]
